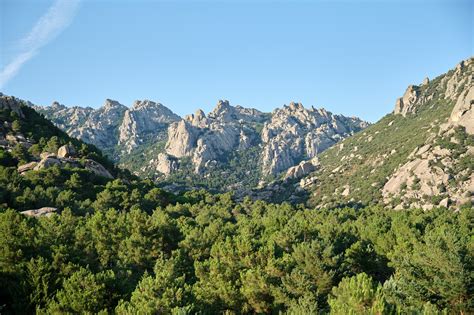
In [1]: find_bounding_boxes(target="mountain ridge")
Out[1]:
[32,97,368,192]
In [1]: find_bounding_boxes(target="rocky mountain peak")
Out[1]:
[132,99,161,110]
[117,100,180,153]
[185,109,208,128]
[260,102,368,175]
[102,99,127,111]
[208,100,267,123]
[208,100,232,120]
[287,101,305,112]
[51,101,66,110]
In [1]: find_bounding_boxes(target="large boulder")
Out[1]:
[34,157,61,170]
[57,145,76,158]
[284,157,319,180]
[21,207,57,217]
[18,161,38,174]
[83,159,113,179]
[156,153,179,175]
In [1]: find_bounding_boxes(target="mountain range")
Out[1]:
[3,57,473,210]
[35,97,368,192]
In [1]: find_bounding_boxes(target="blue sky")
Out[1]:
[0,0,472,122]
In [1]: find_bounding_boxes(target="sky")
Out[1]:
[0,0,472,122]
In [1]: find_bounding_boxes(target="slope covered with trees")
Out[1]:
[0,93,473,314]
[1,194,472,314]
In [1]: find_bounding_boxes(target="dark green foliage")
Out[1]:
[0,194,472,314]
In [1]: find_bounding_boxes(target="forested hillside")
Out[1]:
[0,90,473,314]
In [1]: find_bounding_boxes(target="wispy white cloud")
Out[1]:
[0,0,81,88]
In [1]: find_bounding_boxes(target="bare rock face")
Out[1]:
[165,100,268,173]
[118,100,180,153]
[20,151,113,179]
[73,99,128,149]
[165,120,200,158]
[185,109,209,128]
[83,159,113,179]
[383,136,474,208]
[284,157,319,180]
[394,85,420,117]
[155,153,179,175]
[261,102,368,175]
[21,207,57,217]
[57,145,76,158]
[447,85,474,134]
[40,152,56,159]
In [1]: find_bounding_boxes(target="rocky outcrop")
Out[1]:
[394,57,473,117]
[83,159,113,179]
[261,102,368,175]
[71,99,127,149]
[57,144,76,158]
[18,161,38,174]
[34,157,61,170]
[118,100,180,153]
[165,120,200,158]
[383,59,474,209]
[155,153,179,175]
[165,100,268,173]
[382,141,474,208]
[18,154,113,179]
[21,207,57,217]
[284,157,319,180]
[449,86,474,134]
[394,85,421,117]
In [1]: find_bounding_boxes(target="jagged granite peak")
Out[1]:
[165,100,273,173]
[261,102,368,175]
[165,120,199,158]
[185,109,209,128]
[118,99,180,153]
[51,101,67,110]
[103,98,126,110]
[72,99,128,149]
[208,99,267,123]
[31,95,368,190]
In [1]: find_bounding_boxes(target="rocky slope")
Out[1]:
[0,94,116,181]
[34,97,367,192]
[281,57,474,209]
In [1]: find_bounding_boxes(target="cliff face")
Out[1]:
[260,102,368,175]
